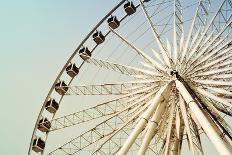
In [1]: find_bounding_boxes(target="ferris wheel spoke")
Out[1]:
[197,96,232,141]
[93,93,158,155]
[110,28,168,73]
[190,66,232,78]
[184,0,232,67]
[211,73,232,80]
[118,83,172,154]
[49,93,146,131]
[188,49,232,76]
[179,95,204,155]
[173,0,183,44]
[180,0,211,63]
[195,87,232,107]
[203,86,232,98]
[210,100,232,117]
[152,49,166,66]
[184,32,212,71]
[173,0,183,64]
[186,12,232,70]
[48,90,157,155]
[192,0,230,45]
[205,60,232,75]
[139,0,172,68]
[183,29,202,64]
[188,31,221,65]
[194,79,232,87]
[189,38,232,73]
[187,19,232,68]
[62,81,156,96]
[85,57,163,77]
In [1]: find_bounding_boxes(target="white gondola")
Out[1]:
[124,1,136,15]
[93,31,105,45]
[38,117,51,132]
[107,16,120,29]
[55,80,68,95]
[66,63,79,78]
[45,98,59,113]
[32,137,45,153]
[79,47,91,60]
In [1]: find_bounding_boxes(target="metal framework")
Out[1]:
[29,0,232,155]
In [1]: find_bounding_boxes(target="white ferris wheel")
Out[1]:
[29,0,232,155]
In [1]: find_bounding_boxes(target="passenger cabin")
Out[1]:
[107,16,120,29]
[45,99,59,113]
[93,31,105,45]
[66,63,79,78]
[79,47,91,60]
[124,1,136,15]
[55,80,68,95]
[38,117,51,132]
[32,137,45,153]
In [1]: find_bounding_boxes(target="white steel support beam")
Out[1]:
[181,0,210,63]
[117,83,172,155]
[196,87,232,107]
[92,92,158,154]
[48,89,157,155]
[139,0,171,68]
[110,28,167,72]
[179,95,203,155]
[137,99,167,155]
[163,102,176,155]
[86,57,163,77]
[173,0,183,64]
[176,80,232,155]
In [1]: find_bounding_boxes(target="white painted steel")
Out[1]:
[118,83,172,155]
[176,80,232,155]
[137,99,167,155]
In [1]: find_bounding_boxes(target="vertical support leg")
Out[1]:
[176,80,232,155]
[117,83,172,155]
[137,100,167,155]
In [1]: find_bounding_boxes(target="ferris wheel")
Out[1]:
[29,0,232,154]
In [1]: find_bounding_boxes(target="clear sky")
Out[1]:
[0,1,118,154]
[0,0,229,155]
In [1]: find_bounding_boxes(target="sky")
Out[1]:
[0,0,229,155]
[0,1,118,154]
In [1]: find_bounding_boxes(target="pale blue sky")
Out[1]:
[0,1,118,154]
[0,0,229,155]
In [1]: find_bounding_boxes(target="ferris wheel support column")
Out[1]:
[176,80,232,155]
[117,83,172,155]
[137,99,167,155]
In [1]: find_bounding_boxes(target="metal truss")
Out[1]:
[197,94,232,139]
[48,90,157,155]
[64,82,154,95]
[86,57,161,77]
[192,0,211,34]
[50,94,144,131]
[174,0,183,44]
